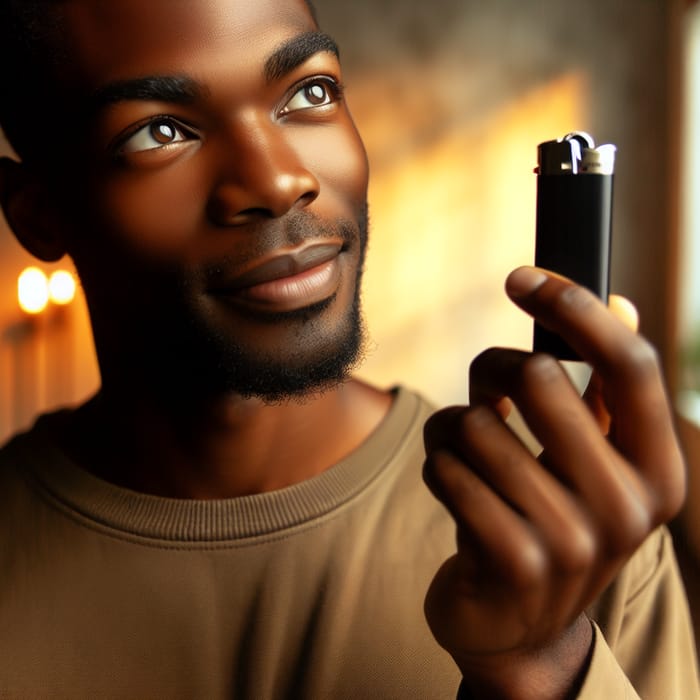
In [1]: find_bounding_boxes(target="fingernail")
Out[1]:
[506,266,548,298]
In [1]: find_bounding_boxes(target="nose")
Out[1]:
[206,118,320,226]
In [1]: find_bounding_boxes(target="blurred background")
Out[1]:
[2,0,700,631]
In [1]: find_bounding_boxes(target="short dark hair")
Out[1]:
[0,0,320,163]
[0,1,68,162]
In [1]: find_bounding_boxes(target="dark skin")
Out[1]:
[0,0,687,697]
[423,275,685,698]
[2,0,392,498]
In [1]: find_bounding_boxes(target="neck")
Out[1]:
[63,379,392,499]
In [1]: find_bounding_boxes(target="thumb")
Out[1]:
[608,294,639,333]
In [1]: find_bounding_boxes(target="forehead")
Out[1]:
[57,0,317,88]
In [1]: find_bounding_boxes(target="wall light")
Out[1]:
[17,267,49,314]
[17,267,76,314]
[48,270,76,305]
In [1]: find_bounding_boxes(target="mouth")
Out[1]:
[208,242,345,312]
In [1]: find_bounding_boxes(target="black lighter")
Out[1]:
[533,131,616,360]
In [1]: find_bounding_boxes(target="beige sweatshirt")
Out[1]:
[0,388,697,699]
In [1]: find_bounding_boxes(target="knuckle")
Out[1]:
[519,353,562,390]
[557,283,598,315]
[422,448,453,485]
[423,406,462,449]
[459,405,498,441]
[508,541,548,591]
[555,527,596,575]
[471,346,503,366]
[654,498,683,526]
[421,454,436,483]
[422,412,440,444]
[422,449,449,494]
[651,462,688,523]
[603,499,652,554]
[616,336,661,384]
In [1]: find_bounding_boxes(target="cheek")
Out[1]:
[301,119,369,215]
[94,165,208,257]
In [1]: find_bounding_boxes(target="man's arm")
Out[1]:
[422,266,689,699]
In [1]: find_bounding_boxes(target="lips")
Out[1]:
[209,242,344,312]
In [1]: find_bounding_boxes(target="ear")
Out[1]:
[0,156,68,262]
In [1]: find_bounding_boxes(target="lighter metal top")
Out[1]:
[536,131,616,176]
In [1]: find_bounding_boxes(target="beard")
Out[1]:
[81,205,369,405]
[171,284,365,403]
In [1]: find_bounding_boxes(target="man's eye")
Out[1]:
[119,118,194,154]
[280,79,342,115]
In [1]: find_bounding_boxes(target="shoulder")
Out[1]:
[0,409,74,501]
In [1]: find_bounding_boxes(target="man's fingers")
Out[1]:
[466,349,653,543]
[580,295,637,431]
[468,348,531,407]
[422,269,686,671]
[504,267,641,374]
[426,406,595,565]
[501,266,686,521]
[423,405,606,647]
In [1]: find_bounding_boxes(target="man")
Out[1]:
[0,0,696,697]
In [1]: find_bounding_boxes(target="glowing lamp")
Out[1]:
[17,267,49,314]
[49,270,77,305]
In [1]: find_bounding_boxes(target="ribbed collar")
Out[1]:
[8,387,426,545]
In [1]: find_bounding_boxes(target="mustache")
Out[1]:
[198,207,366,287]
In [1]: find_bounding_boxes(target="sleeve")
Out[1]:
[581,526,700,699]
[575,623,641,699]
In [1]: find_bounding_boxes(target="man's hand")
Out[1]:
[422,266,686,699]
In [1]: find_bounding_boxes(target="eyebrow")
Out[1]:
[82,31,339,112]
[264,31,340,83]
[88,75,205,111]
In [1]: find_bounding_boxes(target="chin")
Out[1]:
[128,286,366,404]
[216,299,366,401]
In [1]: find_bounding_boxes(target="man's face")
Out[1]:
[49,0,370,401]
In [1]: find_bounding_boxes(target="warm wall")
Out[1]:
[318,0,672,400]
